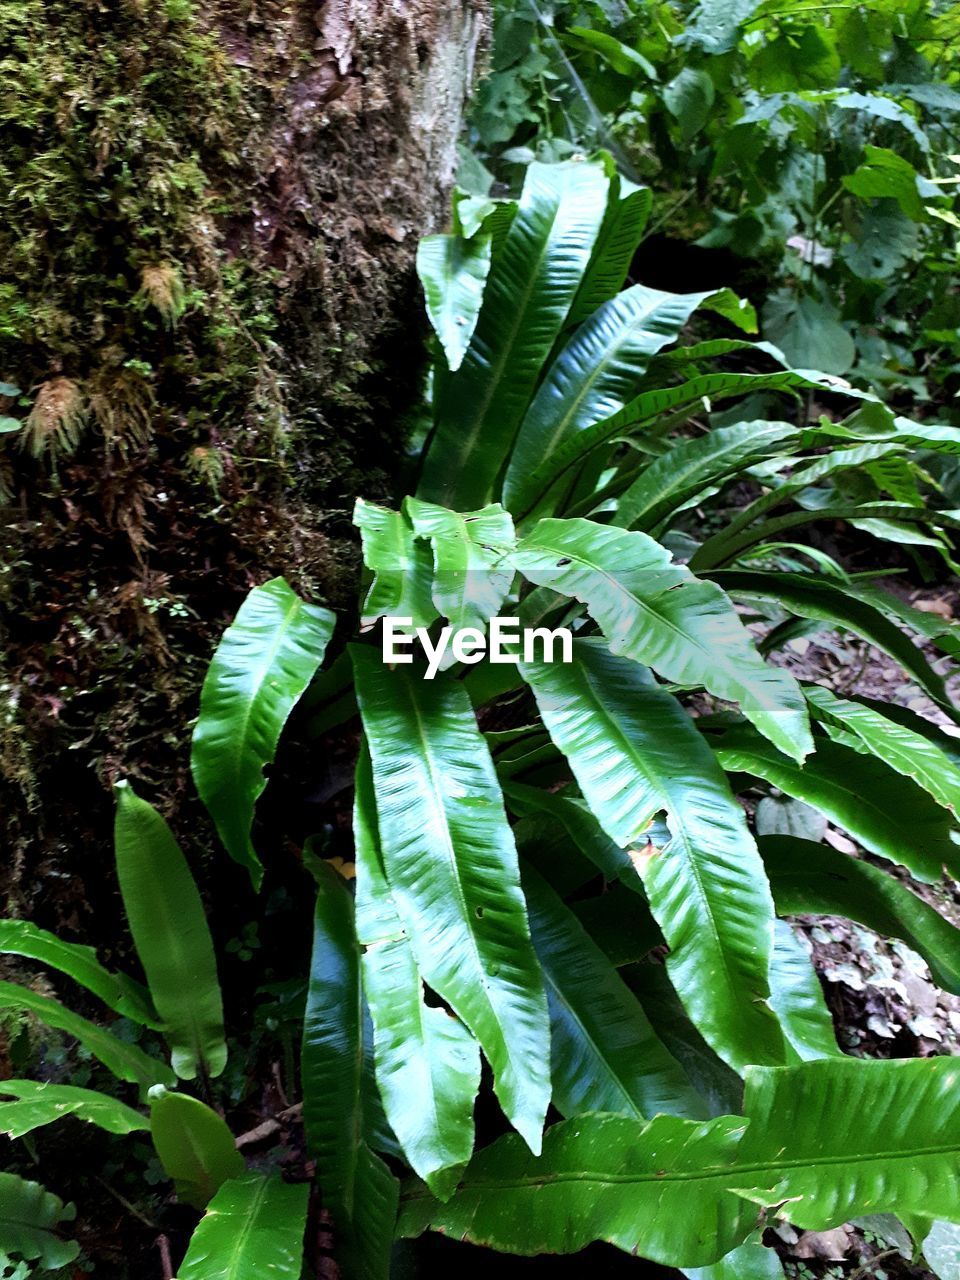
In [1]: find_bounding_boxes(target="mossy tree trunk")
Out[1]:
[0,0,486,917]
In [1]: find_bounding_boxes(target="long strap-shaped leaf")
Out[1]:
[0,981,174,1093]
[513,518,812,763]
[514,368,840,522]
[522,866,707,1121]
[613,420,800,533]
[419,159,610,510]
[354,748,481,1201]
[712,570,953,708]
[0,919,159,1027]
[417,230,493,373]
[192,577,335,887]
[760,834,960,993]
[355,499,437,629]
[114,782,226,1081]
[713,727,960,883]
[805,684,960,814]
[176,1173,309,1280]
[504,284,747,513]
[520,641,787,1073]
[768,921,841,1062]
[351,646,551,1152]
[564,175,652,330]
[404,497,515,633]
[399,1057,960,1269]
[0,1080,146,1140]
[301,860,398,1280]
[0,1172,78,1271]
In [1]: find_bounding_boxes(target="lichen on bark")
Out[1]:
[0,0,487,914]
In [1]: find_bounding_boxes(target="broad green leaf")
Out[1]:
[760,835,960,994]
[192,577,335,887]
[404,498,515,632]
[504,284,748,513]
[502,780,635,886]
[0,919,159,1028]
[114,782,226,1080]
[613,420,800,532]
[354,749,480,1201]
[563,27,657,79]
[351,646,550,1152]
[514,368,841,522]
[712,571,954,708]
[354,498,437,629]
[0,1174,77,1271]
[684,1239,785,1280]
[417,231,492,372]
[768,921,841,1062]
[0,1080,146,1139]
[565,178,652,329]
[762,292,855,376]
[399,1057,960,1267]
[0,981,174,1092]
[513,518,812,762]
[520,641,786,1072]
[149,1087,244,1210]
[842,146,934,220]
[176,1173,309,1280]
[419,158,610,509]
[301,859,399,1280]
[805,684,960,814]
[523,866,706,1120]
[713,728,960,882]
[664,67,715,141]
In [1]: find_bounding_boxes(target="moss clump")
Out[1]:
[0,0,283,477]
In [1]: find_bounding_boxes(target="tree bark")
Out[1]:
[0,0,487,915]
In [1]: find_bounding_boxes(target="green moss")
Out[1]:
[0,0,281,466]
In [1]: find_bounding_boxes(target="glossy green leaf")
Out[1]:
[712,570,954,709]
[354,748,481,1201]
[0,1173,77,1271]
[684,1239,785,1280]
[805,684,960,814]
[513,518,812,762]
[768,920,841,1062]
[0,981,174,1093]
[419,158,610,509]
[0,1080,146,1139]
[149,1087,244,1209]
[176,1173,309,1280]
[0,918,159,1028]
[114,781,226,1080]
[713,727,960,883]
[564,178,652,329]
[563,27,657,79]
[520,641,786,1072]
[192,577,335,886]
[354,498,437,629]
[417,231,492,372]
[404,497,515,632]
[301,859,399,1280]
[614,421,799,532]
[351,645,551,1152]
[504,284,749,514]
[760,835,960,994]
[400,1057,960,1268]
[523,866,706,1120]
[514,368,839,522]
[502,779,635,886]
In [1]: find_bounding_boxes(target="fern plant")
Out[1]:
[182,157,960,1279]
[9,156,960,1279]
[0,783,309,1276]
